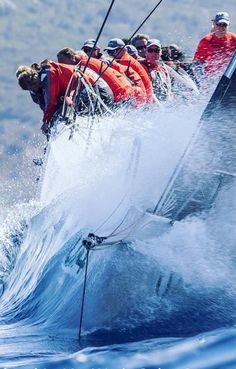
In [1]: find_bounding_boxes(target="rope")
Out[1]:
[93,190,130,234]
[105,211,145,239]
[70,0,116,113]
[78,249,90,341]
[82,0,116,74]
[61,63,82,119]
[61,69,114,141]
[80,76,114,115]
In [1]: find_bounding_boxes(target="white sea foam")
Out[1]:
[0,100,235,337]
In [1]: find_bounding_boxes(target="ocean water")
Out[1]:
[0,101,236,369]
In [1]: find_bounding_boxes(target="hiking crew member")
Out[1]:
[131,33,149,59]
[160,46,199,97]
[16,61,102,134]
[141,39,172,102]
[193,12,236,78]
[81,39,103,59]
[125,45,139,60]
[104,38,154,104]
[16,65,45,111]
[104,38,147,105]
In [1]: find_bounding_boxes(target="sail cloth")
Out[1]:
[154,52,236,221]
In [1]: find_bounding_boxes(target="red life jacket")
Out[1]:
[39,61,98,123]
[118,52,154,103]
[79,56,134,102]
[40,61,76,123]
[110,57,146,105]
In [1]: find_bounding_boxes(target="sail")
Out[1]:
[154,52,236,221]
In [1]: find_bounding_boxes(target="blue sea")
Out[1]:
[0,103,236,369]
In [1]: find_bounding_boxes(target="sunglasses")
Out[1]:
[83,47,93,53]
[106,49,119,55]
[147,48,161,53]
[136,45,146,50]
[216,23,228,27]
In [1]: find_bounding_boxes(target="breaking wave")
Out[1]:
[0,101,235,362]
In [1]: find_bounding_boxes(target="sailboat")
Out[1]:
[1,54,235,342]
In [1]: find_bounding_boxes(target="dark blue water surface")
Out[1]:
[0,327,236,368]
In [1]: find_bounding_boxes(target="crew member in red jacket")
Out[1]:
[104,38,153,104]
[104,38,149,105]
[16,61,79,134]
[193,12,236,78]
[81,39,103,59]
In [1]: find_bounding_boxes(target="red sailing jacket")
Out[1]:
[40,61,76,124]
[110,56,147,105]
[40,61,98,124]
[78,56,134,102]
[194,32,236,75]
[118,52,154,103]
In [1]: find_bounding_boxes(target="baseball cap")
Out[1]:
[146,39,162,49]
[104,38,125,51]
[82,39,100,50]
[125,44,138,57]
[212,12,230,25]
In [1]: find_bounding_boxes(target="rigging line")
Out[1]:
[82,0,116,74]
[61,67,82,119]
[127,0,165,42]
[72,71,113,128]
[71,76,111,145]
[81,76,114,115]
[105,143,142,236]
[94,189,131,234]
[69,73,95,131]
[105,211,145,239]
[78,249,90,342]
[56,117,85,141]
[92,0,165,86]
[105,207,131,238]
[72,72,86,114]
[71,65,98,118]
[34,137,50,181]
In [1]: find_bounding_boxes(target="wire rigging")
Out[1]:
[83,0,116,74]
[92,0,165,85]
